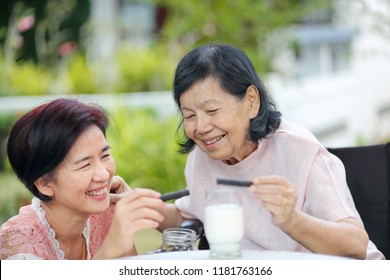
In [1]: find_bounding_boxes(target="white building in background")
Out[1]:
[266,0,390,147]
[88,0,390,147]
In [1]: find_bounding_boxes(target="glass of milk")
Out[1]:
[204,187,244,259]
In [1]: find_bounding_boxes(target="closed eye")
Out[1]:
[77,163,91,170]
[102,153,111,159]
[207,108,219,114]
[184,114,195,119]
[102,145,111,159]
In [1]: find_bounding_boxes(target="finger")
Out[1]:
[250,183,283,195]
[253,192,285,206]
[110,176,130,193]
[253,185,295,205]
[109,193,127,204]
[250,176,295,197]
[128,218,161,232]
[110,175,121,189]
[115,208,164,232]
[121,188,162,203]
[129,207,165,223]
[252,175,290,186]
[109,183,136,204]
[117,194,165,213]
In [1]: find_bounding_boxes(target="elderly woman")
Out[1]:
[0,98,164,260]
[159,43,385,260]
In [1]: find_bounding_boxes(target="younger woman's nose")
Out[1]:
[92,162,110,182]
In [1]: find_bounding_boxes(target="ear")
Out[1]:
[245,85,260,119]
[34,176,55,197]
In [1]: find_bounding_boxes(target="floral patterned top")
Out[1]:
[0,197,114,260]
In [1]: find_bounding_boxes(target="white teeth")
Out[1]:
[205,136,223,145]
[86,188,106,196]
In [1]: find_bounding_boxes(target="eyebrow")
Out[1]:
[72,145,111,165]
[180,99,219,111]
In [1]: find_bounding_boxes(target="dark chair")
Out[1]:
[180,143,390,259]
[327,143,390,259]
[179,218,209,250]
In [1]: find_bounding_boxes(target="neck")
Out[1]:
[223,141,258,165]
[40,201,88,259]
[41,201,88,238]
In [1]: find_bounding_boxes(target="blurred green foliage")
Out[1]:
[108,106,187,193]
[0,112,18,171]
[0,45,176,96]
[67,54,98,94]
[151,0,330,73]
[0,172,32,225]
[0,0,89,65]
[0,0,331,96]
[8,61,52,95]
[114,45,176,93]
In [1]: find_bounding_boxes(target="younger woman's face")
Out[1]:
[46,125,116,216]
[180,77,259,164]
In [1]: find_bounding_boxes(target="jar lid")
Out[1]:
[162,228,196,244]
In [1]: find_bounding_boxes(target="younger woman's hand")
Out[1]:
[96,188,165,259]
[109,175,132,204]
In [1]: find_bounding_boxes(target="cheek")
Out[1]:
[227,117,251,140]
[106,159,116,175]
[183,123,194,138]
[237,122,250,140]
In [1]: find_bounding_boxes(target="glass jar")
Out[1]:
[157,228,197,253]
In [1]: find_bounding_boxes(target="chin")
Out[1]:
[91,198,111,214]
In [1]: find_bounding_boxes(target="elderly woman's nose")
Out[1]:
[196,114,213,134]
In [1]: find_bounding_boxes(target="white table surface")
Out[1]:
[120,250,350,260]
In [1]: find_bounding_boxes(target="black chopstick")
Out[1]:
[216,178,253,187]
[160,189,190,201]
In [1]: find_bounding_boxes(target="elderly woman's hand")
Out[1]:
[109,175,132,204]
[249,175,298,232]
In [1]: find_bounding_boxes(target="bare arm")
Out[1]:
[157,203,186,232]
[284,211,368,259]
[250,176,368,259]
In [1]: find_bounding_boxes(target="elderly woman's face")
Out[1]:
[180,77,259,164]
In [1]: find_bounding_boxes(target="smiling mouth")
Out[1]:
[204,135,225,145]
[86,188,107,196]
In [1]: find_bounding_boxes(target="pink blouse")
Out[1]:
[0,197,114,260]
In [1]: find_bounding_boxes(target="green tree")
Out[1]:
[152,0,329,73]
[0,0,90,66]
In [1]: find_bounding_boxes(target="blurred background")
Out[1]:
[0,0,389,251]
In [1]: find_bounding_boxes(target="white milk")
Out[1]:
[205,204,244,253]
